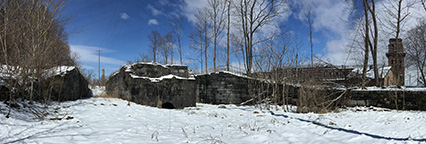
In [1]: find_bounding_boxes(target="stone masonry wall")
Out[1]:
[0,66,90,101]
[106,62,196,109]
[195,71,426,110]
[196,72,251,104]
[346,89,426,110]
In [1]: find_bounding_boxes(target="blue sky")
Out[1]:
[63,0,426,78]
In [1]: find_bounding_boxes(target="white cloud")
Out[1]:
[158,0,169,6]
[148,19,159,25]
[293,0,352,38]
[180,0,208,24]
[120,12,129,20]
[147,4,163,16]
[70,45,126,67]
[292,0,354,65]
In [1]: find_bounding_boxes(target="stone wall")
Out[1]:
[0,66,91,101]
[196,72,251,104]
[346,89,426,110]
[106,62,196,109]
[194,71,426,110]
[49,67,91,101]
[195,71,306,105]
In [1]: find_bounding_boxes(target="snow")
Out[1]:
[111,62,196,81]
[365,66,391,79]
[89,86,105,96]
[351,86,426,92]
[51,66,75,76]
[349,66,392,79]
[130,61,168,68]
[196,71,249,79]
[0,79,4,86]
[219,71,248,78]
[1,87,426,143]
[130,74,195,82]
[0,65,18,79]
[165,64,188,67]
[1,65,75,78]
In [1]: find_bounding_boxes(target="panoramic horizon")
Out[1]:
[2,0,426,143]
[64,0,426,78]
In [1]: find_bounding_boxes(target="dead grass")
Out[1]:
[99,92,120,98]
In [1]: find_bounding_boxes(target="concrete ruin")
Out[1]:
[196,71,251,104]
[106,62,196,109]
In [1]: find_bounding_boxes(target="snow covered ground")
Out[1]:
[1,87,426,143]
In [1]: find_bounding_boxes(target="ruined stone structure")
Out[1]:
[0,66,91,101]
[194,70,426,110]
[386,38,406,86]
[49,67,91,101]
[106,62,196,109]
[347,89,426,110]
[196,72,251,104]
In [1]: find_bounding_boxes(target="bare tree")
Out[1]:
[168,16,184,65]
[226,0,232,71]
[366,0,379,86]
[0,0,74,118]
[405,21,426,86]
[361,0,371,89]
[194,8,210,73]
[189,27,205,73]
[383,0,414,41]
[148,30,161,62]
[304,4,314,67]
[161,32,175,64]
[235,0,286,75]
[206,0,226,72]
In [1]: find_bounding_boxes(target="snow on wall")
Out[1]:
[350,86,426,92]
[130,74,195,83]
[52,66,76,76]
[114,62,195,82]
[363,66,392,79]
[0,79,4,86]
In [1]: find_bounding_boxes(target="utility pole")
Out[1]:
[97,50,101,87]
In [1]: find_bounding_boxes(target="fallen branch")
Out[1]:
[240,98,254,105]
[325,88,351,109]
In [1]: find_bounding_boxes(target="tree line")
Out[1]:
[148,0,295,75]
[144,0,426,87]
[0,0,74,118]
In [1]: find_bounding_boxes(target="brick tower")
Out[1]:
[386,38,406,86]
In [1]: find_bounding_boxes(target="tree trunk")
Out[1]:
[362,0,370,89]
[204,22,208,74]
[226,0,231,71]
